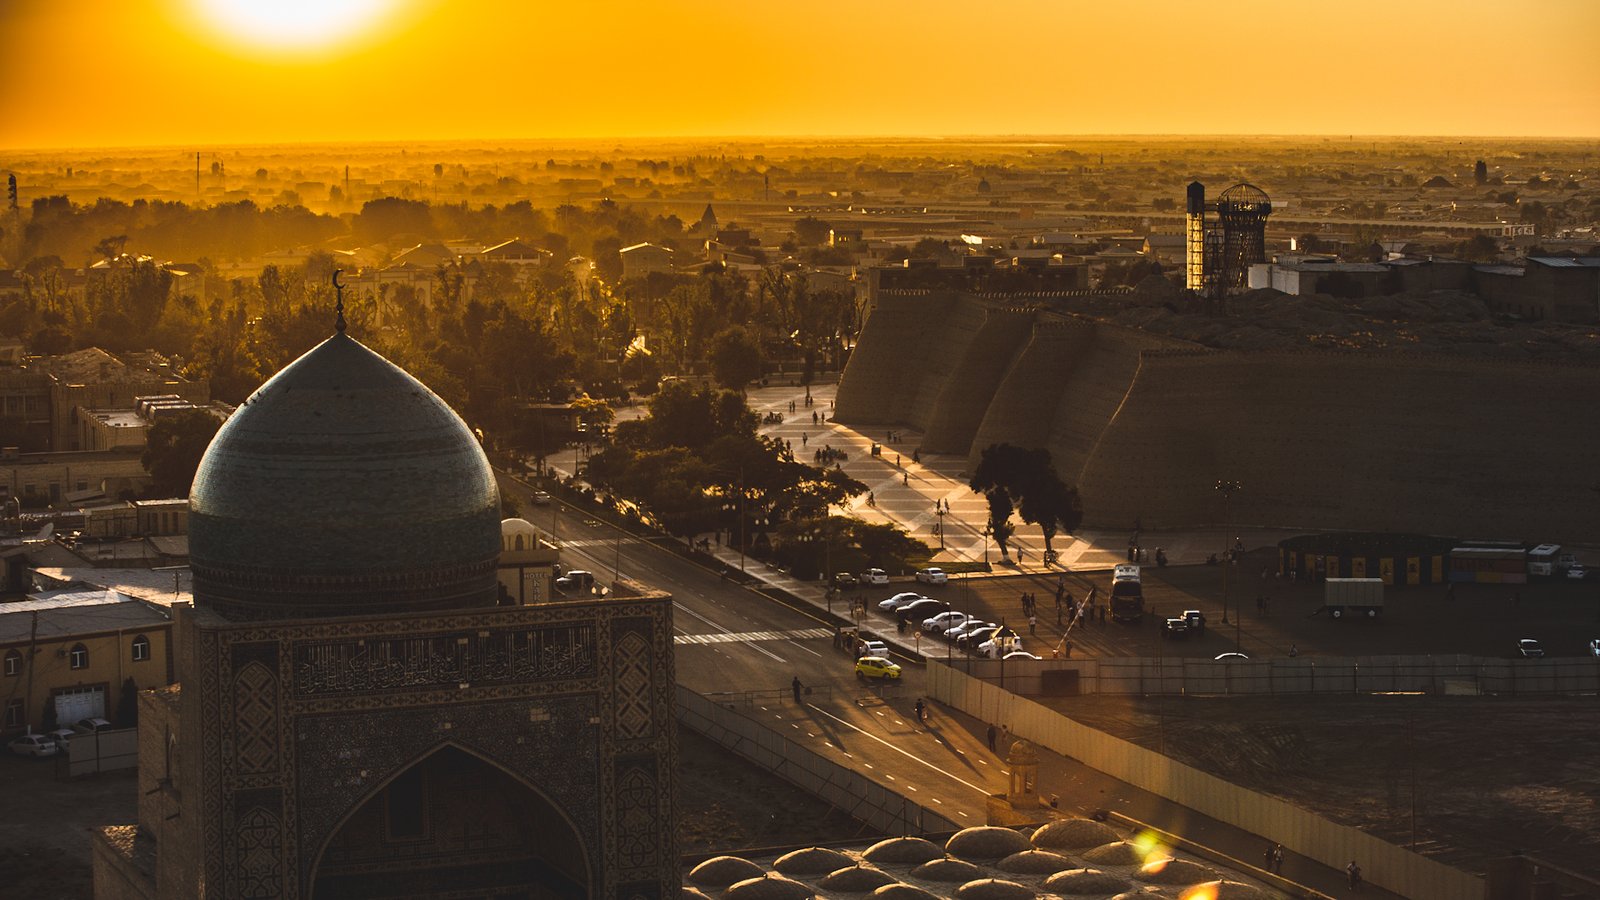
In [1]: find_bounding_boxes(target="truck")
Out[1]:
[1323,577,1384,619]
[1110,564,1144,622]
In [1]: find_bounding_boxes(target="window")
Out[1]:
[3,699,22,729]
[131,635,151,662]
[3,649,19,676]
[69,643,88,670]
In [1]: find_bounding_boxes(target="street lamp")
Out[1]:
[1215,480,1241,628]
[981,525,992,567]
[935,501,947,553]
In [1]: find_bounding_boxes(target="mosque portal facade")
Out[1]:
[93,326,677,899]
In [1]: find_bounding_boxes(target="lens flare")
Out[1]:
[191,0,406,53]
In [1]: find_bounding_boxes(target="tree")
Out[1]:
[970,442,1083,556]
[1474,160,1488,185]
[709,325,763,391]
[792,216,831,247]
[142,409,222,497]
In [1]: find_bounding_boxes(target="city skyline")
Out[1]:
[3,0,1599,150]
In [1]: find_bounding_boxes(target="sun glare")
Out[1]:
[191,0,405,54]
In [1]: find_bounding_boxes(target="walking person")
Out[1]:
[1028,614,1037,636]
[1347,860,1362,891]
[914,698,925,722]
[1272,843,1284,873]
[792,676,803,703]
[986,724,997,752]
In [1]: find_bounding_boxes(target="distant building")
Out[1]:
[619,242,675,279]
[1186,182,1272,297]
[867,256,1089,305]
[0,588,173,736]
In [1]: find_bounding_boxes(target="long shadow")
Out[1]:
[917,717,986,776]
[793,697,851,753]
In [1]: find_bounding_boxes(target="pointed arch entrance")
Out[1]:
[310,744,590,899]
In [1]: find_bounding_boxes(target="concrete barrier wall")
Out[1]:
[947,655,1600,696]
[928,663,1486,900]
[676,685,959,836]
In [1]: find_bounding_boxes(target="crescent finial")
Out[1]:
[332,269,347,333]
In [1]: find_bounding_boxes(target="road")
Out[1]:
[500,473,1010,823]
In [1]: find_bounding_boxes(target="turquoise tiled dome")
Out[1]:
[189,333,500,620]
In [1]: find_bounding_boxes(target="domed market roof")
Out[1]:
[189,332,501,620]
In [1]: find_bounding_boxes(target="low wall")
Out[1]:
[62,728,139,778]
[927,662,1485,900]
[946,654,1600,697]
[676,685,958,836]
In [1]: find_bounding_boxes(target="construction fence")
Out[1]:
[946,654,1600,697]
[676,685,959,837]
[927,662,1485,900]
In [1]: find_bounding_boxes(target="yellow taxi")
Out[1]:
[854,655,902,680]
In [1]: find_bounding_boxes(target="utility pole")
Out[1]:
[738,467,746,573]
[1215,480,1241,629]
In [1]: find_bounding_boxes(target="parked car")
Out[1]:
[530,490,552,505]
[922,611,971,634]
[1567,564,1587,581]
[958,625,1003,650]
[1517,638,1545,659]
[74,717,113,734]
[855,656,902,680]
[555,570,595,592]
[896,598,949,623]
[1214,652,1250,661]
[832,572,859,589]
[946,620,995,641]
[877,592,926,612]
[861,568,889,585]
[1004,650,1042,660]
[858,639,889,659]
[46,728,76,751]
[8,733,58,759]
[915,567,948,585]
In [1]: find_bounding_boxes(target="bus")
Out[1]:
[1448,544,1527,584]
[1527,544,1561,577]
[1110,564,1144,622]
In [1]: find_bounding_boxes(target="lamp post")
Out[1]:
[981,525,992,567]
[935,501,946,553]
[1215,480,1241,629]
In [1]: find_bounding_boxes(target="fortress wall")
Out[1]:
[919,307,1039,454]
[1078,350,1600,542]
[834,292,960,424]
[1044,325,1181,484]
[900,297,995,430]
[967,320,1099,463]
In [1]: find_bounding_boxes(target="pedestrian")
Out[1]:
[1346,860,1361,891]
[792,676,803,703]
[914,698,925,722]
[902,471,908,486]
[986,724,997,751]
[895,453,901,468]
[1273,843,1284,873]
[867,491,875,506]
[1017,547,1026,563]
[1263,843,1275,871]
[1028,614,1037,635]
[1289,643,1298,657]
[802,432,808,447]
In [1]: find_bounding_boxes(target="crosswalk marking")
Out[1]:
[674,627,832,645]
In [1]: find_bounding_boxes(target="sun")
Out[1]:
[191,0,407,54]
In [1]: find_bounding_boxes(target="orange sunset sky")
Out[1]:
[2,0,1597,149]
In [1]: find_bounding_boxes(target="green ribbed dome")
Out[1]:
[189,332,500,620]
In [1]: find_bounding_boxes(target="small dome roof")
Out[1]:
[189,333,500,619]
[773,847,854,875]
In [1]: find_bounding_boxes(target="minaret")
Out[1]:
[1185,181,1206,293]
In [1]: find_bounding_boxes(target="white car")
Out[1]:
[1003,650,1042,660]
[861,568,889,586]
[915,567,948,585]
[74,717,113,734]
[945,619,994,640]
[859,639,890,658]
[877,592,925,612]
[922,611,971,634]
[1517,639,1545,659]
[530,490,552,505]
[46,728,75,751]
[1567,564,1587,581]
[8,734,59,758]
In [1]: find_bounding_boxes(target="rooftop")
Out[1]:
[0,588,170,643]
